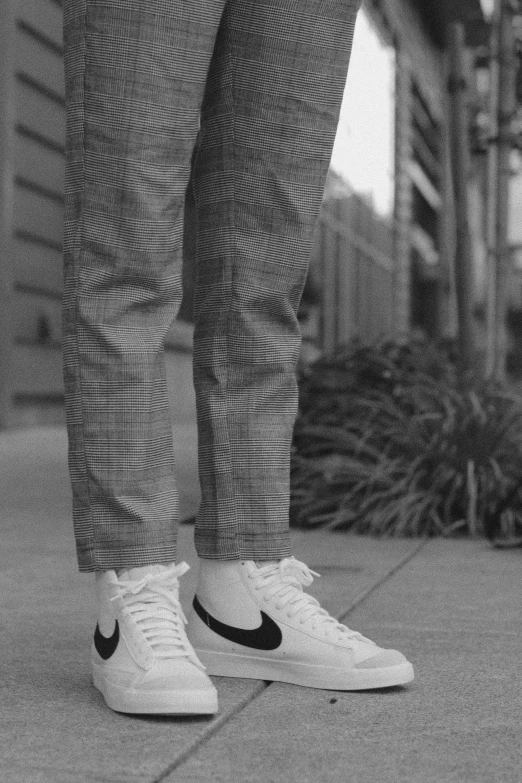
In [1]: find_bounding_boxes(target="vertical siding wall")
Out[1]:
[11,0,65,425]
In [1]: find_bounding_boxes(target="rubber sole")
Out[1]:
[92,662,219,715]
[195,648,414,691]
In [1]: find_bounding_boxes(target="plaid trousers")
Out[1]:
[63,0,360,571]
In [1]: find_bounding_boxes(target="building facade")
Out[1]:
[0,0,486,428]
[308,0,487,356]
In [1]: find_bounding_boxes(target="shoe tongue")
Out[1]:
[118,563,171,582]
[117,564,188,655]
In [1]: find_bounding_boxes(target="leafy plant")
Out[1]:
[290,338,522,544]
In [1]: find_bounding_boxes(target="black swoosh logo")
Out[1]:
[94,620,120,660]
[193,596,282,651]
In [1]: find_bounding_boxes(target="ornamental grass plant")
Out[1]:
[290,339,522,545]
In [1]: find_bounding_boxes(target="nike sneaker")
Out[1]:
[92,562,218,714]
[187,557,414,690]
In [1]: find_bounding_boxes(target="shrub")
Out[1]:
[290,338,522,544]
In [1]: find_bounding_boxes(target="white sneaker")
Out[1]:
[187,558,414,691]
[92,562,218,714]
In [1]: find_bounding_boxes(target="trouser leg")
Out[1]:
[63,0,226,571]
[192,0,361,558]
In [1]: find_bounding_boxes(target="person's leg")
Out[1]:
[63,0,225,572]
[187,0,414,691]
[191,0,361,559]
[62,0,226,714]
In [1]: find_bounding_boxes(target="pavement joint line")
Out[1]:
[151,681,268,783]
[154,536,429,782]
[337,536,429,624]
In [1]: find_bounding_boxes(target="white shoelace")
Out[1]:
[110,562,203,667]
[251,557,375,645]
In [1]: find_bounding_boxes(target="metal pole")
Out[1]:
[485,0,501,376]
[448,22,476,374]
[494,0,517,381]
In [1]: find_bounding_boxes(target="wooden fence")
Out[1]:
[312,189,396,355]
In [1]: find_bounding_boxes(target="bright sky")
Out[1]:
[479,0,495,19]
[329,9,396,218]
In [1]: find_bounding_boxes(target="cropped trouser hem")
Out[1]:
[76,542,179,573]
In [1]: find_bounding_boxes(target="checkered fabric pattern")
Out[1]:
[62,0,360,571]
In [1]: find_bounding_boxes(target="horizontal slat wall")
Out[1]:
[14,188,63,246]
[11,344,63,401]
[0,0,17,428]
[16,80,64,149]
[17,0,63,50]
[15,133,65,196]
[13,289,62,346]
[15,30,65,100]
[11,0,65,413]
[12,238,63,292]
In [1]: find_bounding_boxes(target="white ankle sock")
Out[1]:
[196,558,283,587]
[195,558,283,626]
[117,563,171,581]
[197,559,242,591]
[95,563,173,583]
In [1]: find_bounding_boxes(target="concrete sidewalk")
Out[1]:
[1,426,520,783]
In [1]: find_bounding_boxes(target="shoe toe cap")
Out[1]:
[139,658,215,692]
[354,648,408,669]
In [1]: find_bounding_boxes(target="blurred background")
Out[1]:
[1,0,520,429]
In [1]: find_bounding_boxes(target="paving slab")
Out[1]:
[0,426,423,783]
[169,539,522,783]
